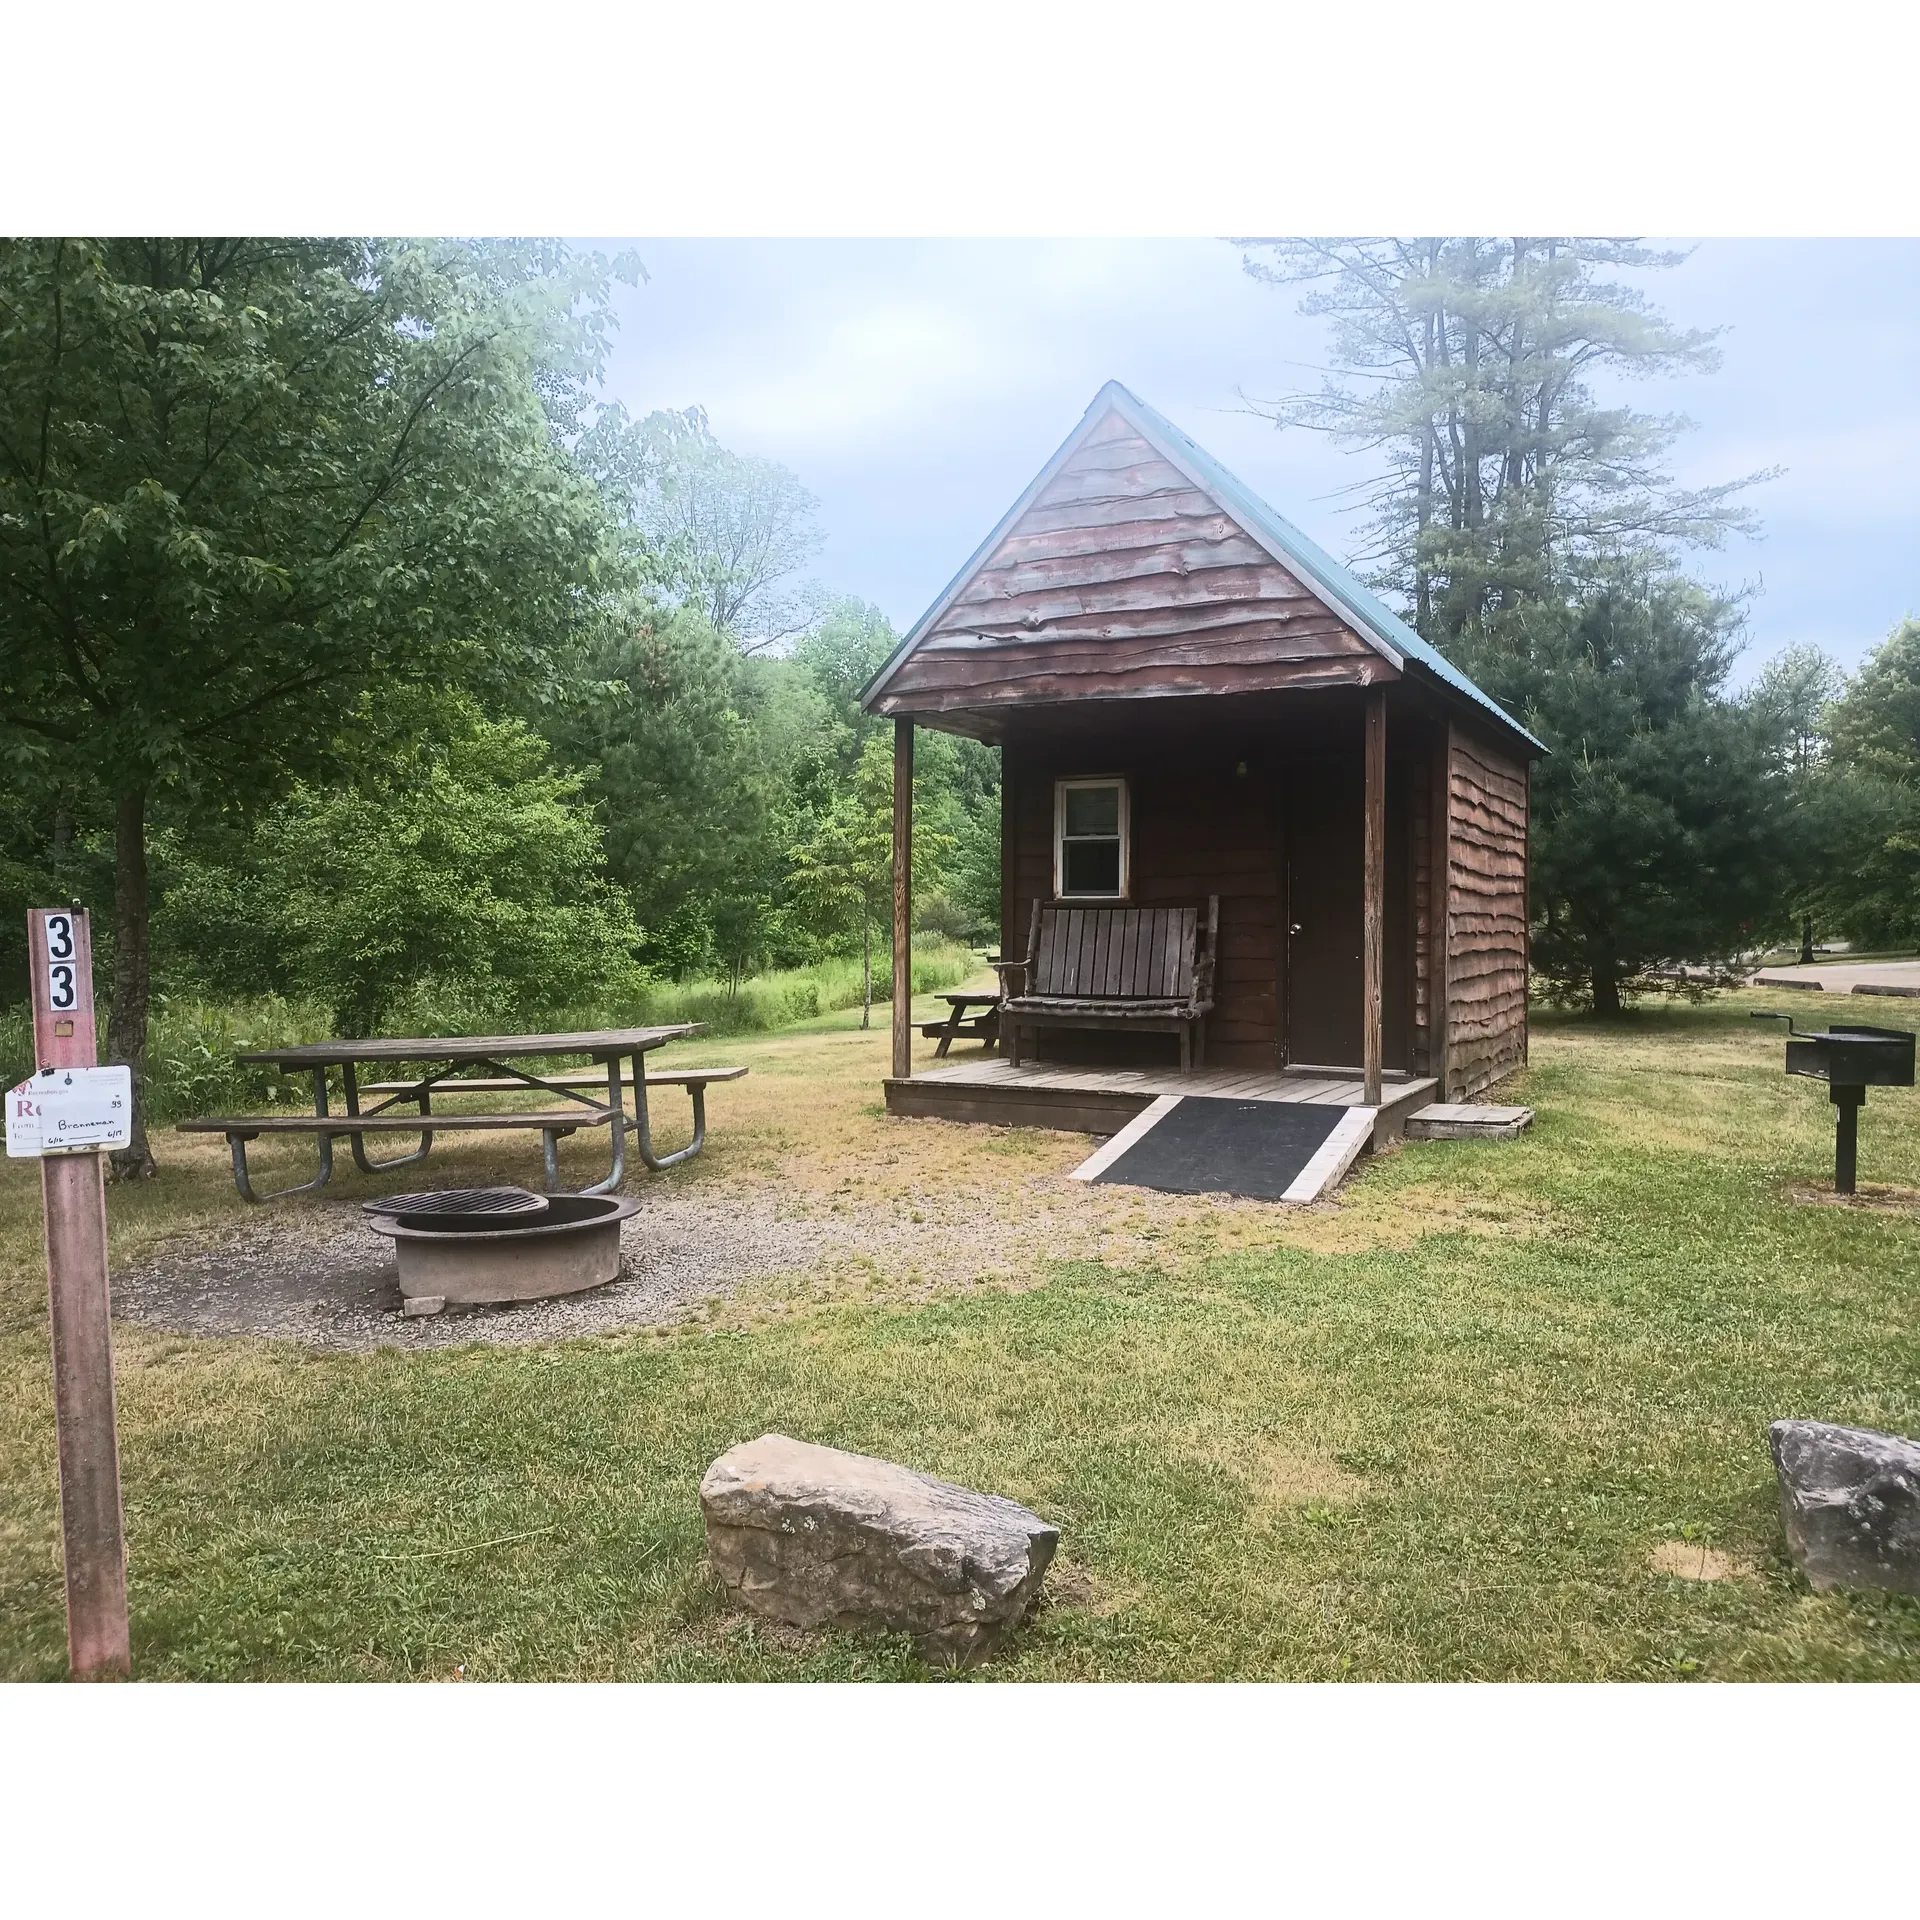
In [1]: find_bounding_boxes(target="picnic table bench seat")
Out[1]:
[177,1107,620,1205]
[360,1066,748,1095]
[994,898,1217,1070]
[177,1112,615,1133]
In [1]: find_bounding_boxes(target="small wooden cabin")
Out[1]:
[862,381,1540,1124]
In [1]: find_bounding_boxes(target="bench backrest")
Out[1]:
[1033,905,1198,1000]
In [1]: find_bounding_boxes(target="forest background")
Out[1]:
[1,236,1916,1174]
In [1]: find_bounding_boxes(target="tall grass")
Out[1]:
[0,941,984,1123]
[0,995,329,1127]
[621,941,979,1039]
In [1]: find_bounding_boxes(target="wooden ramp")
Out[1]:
[1067,1096,1376,1203]
[885,1059,1437,1150]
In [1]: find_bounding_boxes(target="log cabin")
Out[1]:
[862,381,1543,1144]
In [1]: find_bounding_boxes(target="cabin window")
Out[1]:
[1055,778,1129,899]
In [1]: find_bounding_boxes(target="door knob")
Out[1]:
[1289,923,1302,935]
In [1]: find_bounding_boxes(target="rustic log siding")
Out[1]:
[1444,728,1529,1097]
[878,417,1395,714]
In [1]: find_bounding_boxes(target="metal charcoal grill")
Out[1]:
[1752,1013,1916,1193]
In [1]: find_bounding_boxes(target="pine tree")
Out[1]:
[1459,573,1795,1011]
[1234,238,1768,642]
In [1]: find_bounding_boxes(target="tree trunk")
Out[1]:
[107,789,155,1178]
[1590,952,1623,1018]
[861,913,871,1030]
[1799,914,1814,966]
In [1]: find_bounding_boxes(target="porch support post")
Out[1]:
[892,718,914,1081]
[1362,687,1386,1107]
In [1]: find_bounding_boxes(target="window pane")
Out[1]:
[1064,838,1121,895]
[1063,784,1120,837]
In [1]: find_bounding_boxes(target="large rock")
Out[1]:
[700,1434,1059,1665]
[1770,1419,1920,1596]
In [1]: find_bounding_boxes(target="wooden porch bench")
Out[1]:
[994,898,1217,1071]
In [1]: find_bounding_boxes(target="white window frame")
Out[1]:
[1054,776,1130,901]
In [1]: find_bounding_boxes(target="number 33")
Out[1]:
[45,913,78,1010]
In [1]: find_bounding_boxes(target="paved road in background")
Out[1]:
[1751,961,1920,995]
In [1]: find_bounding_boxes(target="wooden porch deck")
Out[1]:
[884,1059,1439,1146]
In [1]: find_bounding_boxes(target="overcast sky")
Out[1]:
[593,239,1920,681]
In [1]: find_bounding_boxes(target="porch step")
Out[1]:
[1404,1103,1534,1141]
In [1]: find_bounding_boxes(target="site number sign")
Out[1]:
[44,909,79,1012]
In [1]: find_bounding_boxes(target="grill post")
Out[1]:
[1833,1084,1863,1195]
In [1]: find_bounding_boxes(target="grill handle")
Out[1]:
[1750,1011,1803,1037]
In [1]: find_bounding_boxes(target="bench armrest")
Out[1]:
[1190,951,1217,1011]
[994,897,1042,1003]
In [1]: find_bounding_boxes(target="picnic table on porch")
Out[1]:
[176,1026,745,1204]
[918,992,1001,1057]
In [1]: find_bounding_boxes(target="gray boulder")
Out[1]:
[700,1434,1059,1666]
[1770,1419,1920,1596]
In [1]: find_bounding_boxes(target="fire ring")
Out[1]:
[366,1192,641,1308]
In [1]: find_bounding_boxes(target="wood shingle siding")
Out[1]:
[876,419,1392,718]
[1444,727,1529,1098]
[1411,754,1434,1072]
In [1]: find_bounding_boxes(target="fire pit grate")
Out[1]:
[359,1186,549,1221]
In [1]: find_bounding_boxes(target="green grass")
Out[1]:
[2,991,1917,1681]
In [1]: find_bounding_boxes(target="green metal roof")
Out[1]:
[863,379,1545,756]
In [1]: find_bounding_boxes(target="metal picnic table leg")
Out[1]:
[538,1056,631,1196]
[541,1124,585,1193]
[226,1068,335,1204]
[627,1048,707,1173]
[341,1061,436,1175]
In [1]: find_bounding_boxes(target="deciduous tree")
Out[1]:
[581,402,824,650]
[0,237,626,1169]
[161,707,641,1035]
[1813,618,1920,950]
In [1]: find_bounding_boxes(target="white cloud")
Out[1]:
[597,237,1920,660]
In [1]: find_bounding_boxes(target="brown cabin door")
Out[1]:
[1285,757,1363,1068]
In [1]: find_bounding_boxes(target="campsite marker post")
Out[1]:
[21,906,131,1679]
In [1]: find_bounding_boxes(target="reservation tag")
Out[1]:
[5,1078,43,1158]
[28,1064,133,1155]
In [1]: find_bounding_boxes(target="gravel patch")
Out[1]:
[109,1177,1108,1353]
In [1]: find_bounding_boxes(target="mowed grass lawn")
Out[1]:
[2,990,1917,1682]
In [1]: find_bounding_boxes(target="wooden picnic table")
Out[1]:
[919,992,1001,1058]
[179,1025,743,1203]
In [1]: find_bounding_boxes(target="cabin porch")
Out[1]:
[884,1056,1439,1148]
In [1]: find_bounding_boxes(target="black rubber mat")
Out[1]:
[1094,1097,1345,1199]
